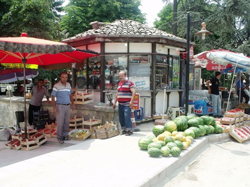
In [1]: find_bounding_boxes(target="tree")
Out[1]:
[154,3,173,33]
[60,0,146,37]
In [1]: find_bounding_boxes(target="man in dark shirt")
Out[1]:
[206,71,222,118]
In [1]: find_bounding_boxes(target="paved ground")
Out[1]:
[163,139,250,187]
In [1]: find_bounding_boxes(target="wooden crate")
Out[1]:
[45,123,56,130]
[5,139,21,150]
[95,131,108,139]
[21,143,39,151]
[70,116,84,129]
[106,130,119,138]
[21,138,40,151]
[43,129,52,138]
[73,90,94,105]
[83,117,102,133]
[75,129,91,141]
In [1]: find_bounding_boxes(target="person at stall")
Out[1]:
[206,71,223,118]
[113,71,136,136]
[28,79,50,128]
[51,72,75,144]
[236,75,249,104]
[13,82,25,96]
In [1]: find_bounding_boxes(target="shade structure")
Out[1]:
[0,69,38,83]
[192,49,228,70]
[0,33,99,138]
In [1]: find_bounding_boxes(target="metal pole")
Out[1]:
[185,13,190,115]
[22,58,27,139]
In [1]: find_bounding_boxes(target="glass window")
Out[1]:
[104,55,128,90]
[156,55,168,89]
[129,55,151,90]
[88,56,101,90]
[172,56,180,89]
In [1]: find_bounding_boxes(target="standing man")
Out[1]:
[113,71,136,136]
[28,79,50,128]
[236,75,249,104]
[206,71,223,118]
[52,72,75,144]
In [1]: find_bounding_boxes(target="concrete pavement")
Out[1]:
[0,122,232,187]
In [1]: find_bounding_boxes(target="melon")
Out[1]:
[174,140,184,150]
[186,136,194,142]
[184,129,195,139]
[164,121,177,133]
[209,116,216,126]
[189,127,201,138]
[155,141,165,146]
[198,125,206,136]
[185,139,192,146]
[167,142,177,150]
[182,142,189,149]
[193,117,204,126]
[147,142,162,150]
[170,146,181,157]
[187,118,199,128]
[209,125,215,134]
[164,136,174,144]
[148,148,162,157]
[175,117,188,131]
[157,134,166,141]
[138,137,152,150]
[152,125,165,137]
[200,116,212,125]
[174,133,184,141]
[214,125,223,134]
[161,146,171,157]
[171,131,178,136]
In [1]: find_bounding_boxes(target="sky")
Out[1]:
[62,0,166,27]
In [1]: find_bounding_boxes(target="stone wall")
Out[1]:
[0,96,118,127]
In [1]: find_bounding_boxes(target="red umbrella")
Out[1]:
[192,49,229,70]
[0,33,98,138]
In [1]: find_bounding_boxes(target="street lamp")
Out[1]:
[185,12,212,115]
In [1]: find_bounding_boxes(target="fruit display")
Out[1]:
[138,115,226,158]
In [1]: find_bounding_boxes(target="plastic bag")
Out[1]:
[0,127,11,141]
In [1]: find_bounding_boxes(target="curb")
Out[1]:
[138,133,230,187]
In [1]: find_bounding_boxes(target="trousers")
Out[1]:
[56,104,70,141]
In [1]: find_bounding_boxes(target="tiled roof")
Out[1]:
[63,20,187,43]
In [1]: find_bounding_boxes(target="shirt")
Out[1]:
[30,85,50,106]
[117,80,135,105]
[51,82,72,104]
[236,80,244,89]
[210,77,220,95]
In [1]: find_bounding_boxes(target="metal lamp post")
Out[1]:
[185,12,212,115]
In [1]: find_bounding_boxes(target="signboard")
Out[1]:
[132,93,140,110]
[172,56,180,88]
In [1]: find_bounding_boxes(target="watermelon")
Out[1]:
[210,117,216,126]
[161,146,171,157]
[189,127,201,138]
[187,118,199,128]
[148,148,162,157]
[167,142,177,150]
[184,129,195,139]
[146,134,156,141]
[155,141,166,146]
[200,116,212,125]
[147,142,162,150]
[170,146,181,157]
[138,137,152,150]
[152,125,165,137]
[164,121,177,133]
[204,125,211,135]
[198,125,206,136]
[174,117,188,131]
[164,136,174,144]
[174,140,184,150]
[214,125,223,134]
[187,114,196,120]
[193,117,204,126]
[209,125,215,133]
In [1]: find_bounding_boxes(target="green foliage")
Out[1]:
[60,0,146,37]
[154,3,173,33]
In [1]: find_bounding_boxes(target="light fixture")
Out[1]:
[195,22,212,40]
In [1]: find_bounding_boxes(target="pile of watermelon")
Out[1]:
[138,115,224,158]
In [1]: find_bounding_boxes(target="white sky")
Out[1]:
[62,0,166,27]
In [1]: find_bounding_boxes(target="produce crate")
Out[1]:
[68,129,78,139]
[220,117,235,125]
[43,129,52,138]
[21,138,39,151]
[225,111,238,118]
[73,90,94,105]
[75,129,90,141]
[70,116,84,129]
[45,123,56,130]
[5,139,21,150]
[83,117,102,133]
[106,130,119,138]
[51,129,57,138]
[30,132,47,146]
[95,131,108,139]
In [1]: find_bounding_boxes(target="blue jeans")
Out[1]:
[211,94,221,116]
[118,104,132,130]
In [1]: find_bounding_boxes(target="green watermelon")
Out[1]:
[188,118,199,128]
[187,114,196,120]
[155,141,166,146]
[148,148,162,157]
[148,142,162,150]
[209,117,216,126]
[200,116,212,125]
[193,117,204,126]
[174,140,184,150]
[214,125,223,134]
[198,125,206,136]
[184,129,195,139]
[167,142,177,150]
[138,137,152,150]
[170,146,181,157]
[189,127,201,138]
[161,146,171,157]
[204,125,211,135]
[146,134,156,141]
[209,125,215,133]
[174,117,188,131]
[164,136,174,144]
[152,125,165,137]
[164,121,177,133]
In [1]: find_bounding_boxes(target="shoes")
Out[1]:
[217,115,223,118]
[64,136,70,141]
[125,131,133,136]
[58,140,64,144]
[121,129,127,135]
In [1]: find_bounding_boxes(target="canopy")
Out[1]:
[0,69,38,83]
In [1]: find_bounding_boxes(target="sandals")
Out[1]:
[58,140,64,144]
[125,131,133,136]
[121,129,127,135]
